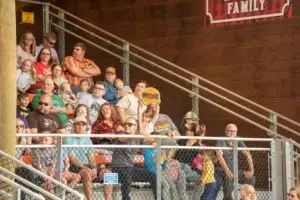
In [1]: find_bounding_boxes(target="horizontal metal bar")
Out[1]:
[0,174,45,200]
[17,0,49,6]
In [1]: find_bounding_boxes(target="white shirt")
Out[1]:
[117,94,146,121]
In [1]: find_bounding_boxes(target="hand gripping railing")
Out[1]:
[16,0,300,140]
[0,150,85,200]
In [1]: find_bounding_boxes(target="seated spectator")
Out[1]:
[16,31,37,68]
[78,81,107,124]
[92,102,124,145]
[154,112,180,137]
[138,104,159,136]
[62,42,101,93]
[29,47,54,93]
[64,116,112,200]
[76,79,91,100]
[27,94,65,143]
[213,123,255,200]
[17,59,35,93]
[180,111,199,133]
[118,85,133,98]
[17,112,31,134]
[51,64,68,95]
[36,32,59,64]
[103,66,118,105]
[59,82,77,105]
[16,118,27,145]
[31,78,68,124]
[240,184,256,200]
[116,81,147,123]
[143,132,179,200]
[114,78,124,91]
[112,117,157,200]
[66,104,91,134]
[17,92,31,118]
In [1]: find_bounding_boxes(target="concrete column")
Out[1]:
[0,1,16,198]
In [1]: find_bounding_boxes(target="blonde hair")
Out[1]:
[21,59,35,80]
[19,31,37,56]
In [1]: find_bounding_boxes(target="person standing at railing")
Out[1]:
[27,94,65,143]
[117,81,147,123]
[212,123,255,200]
[62,42,101,93]
[64,116,112,200]
[112,117,158,200]
[36,32,59,64]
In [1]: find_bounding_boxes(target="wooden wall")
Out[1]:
[18,0,300,139]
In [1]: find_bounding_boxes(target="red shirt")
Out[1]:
[91,120,121,144]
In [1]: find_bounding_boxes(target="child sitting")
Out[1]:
[17,92,31,118]
[17,59,35,93]
[60,82,77,105]
[76,79,90,100]
[138,104,160,136]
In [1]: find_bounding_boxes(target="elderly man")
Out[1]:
[240,184,256,200]
[103,66,118,105]
[36,32,59,63]
[117,81,147,123]
[27,94,65,143]
[112,117,157,200]
[31,77,68,124]
[213,123,255,200]
[62,42,101,92]
[78,81,107,124]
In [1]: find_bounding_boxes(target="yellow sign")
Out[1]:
[141,87,161,106]
[22,12,34,24]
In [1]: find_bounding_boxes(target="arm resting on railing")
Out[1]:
[242,150,254,179]
[216,150,233,180]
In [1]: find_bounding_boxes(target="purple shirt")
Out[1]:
[17,113,29,129]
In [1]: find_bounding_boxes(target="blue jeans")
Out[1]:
[201,182,216,200]
[112,166,157,200]
[212,168,255,200]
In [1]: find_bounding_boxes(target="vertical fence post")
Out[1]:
[55,136,62,182]
[17,187,21,200]
[233,140,239,200]
[122,42,130,86]
[269,112,277,138]
[156,138,161,200]
[43,4,50,35]
[191,76,199,116]
[57,10,65,63]
[284,141,294,193]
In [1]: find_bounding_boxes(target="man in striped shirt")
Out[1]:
[62,42,101,92]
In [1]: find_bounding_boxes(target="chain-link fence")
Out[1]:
[12,134,281,200]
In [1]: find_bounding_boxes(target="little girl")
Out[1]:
[60,82,77,105]
[138,104,160,136]
[16,59,35,93]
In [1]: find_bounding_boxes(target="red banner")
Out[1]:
[206,0,292,24]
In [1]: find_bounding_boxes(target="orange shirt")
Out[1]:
[62,56,95,86]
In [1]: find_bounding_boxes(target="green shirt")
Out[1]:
[31,91,68,124]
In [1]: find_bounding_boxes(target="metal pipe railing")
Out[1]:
[16,0,300,138]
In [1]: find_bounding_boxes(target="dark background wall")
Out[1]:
[17,0,300,140]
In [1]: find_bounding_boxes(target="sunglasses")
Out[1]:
[124,123,137,127]
[288,193,300,198]
[48,41,55,46]
[24,37,34,41]
[38,102,50,106]
[16,125,25,128]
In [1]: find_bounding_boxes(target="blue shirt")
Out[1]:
[63,136,94,165]
[103,80,119,105]
[143,148,167,173]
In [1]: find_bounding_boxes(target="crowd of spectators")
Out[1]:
[16,31,257,200]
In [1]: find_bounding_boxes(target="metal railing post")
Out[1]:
[156,138,161,200]
[233,140,239,200]
[57,10,65,63]
[192,76,199,116]
[122,42,130,86]
[55,136,62,183]
[43,4,50,34]
[284,141,294,193]
[269,112,277,138]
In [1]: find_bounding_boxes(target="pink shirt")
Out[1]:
[34,62,51,76]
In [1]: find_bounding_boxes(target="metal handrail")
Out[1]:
[48,11,300,139]
[16,0,300,138]
[0,150,85,200]
[0,174,45,200]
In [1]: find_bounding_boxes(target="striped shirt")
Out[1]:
[62,56,95,86]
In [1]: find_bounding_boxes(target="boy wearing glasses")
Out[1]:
[36,32,59,63]
[112,118,157,200]
[78,81,107,124]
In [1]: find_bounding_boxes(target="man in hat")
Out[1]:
[64,116,112,200]
[103,66,119,104]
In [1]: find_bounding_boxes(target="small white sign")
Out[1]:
[104,173,118,185]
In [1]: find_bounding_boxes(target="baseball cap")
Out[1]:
[184,111,199,121]
[105,66,116,74]
[74,116,87,124]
